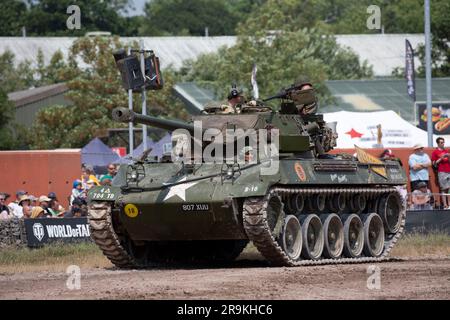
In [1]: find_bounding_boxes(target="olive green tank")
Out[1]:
[87,90,407,268]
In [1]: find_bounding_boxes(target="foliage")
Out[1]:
[18,0,135,36]
[0,0,27,36]
[180,0,373,104]
[0,48,72,94]
[141,0,241,36]
[416,0,450,77]
[318,0,449,77]
[0,88,17,150]
[0,51,36,93]
[27,37,188,149]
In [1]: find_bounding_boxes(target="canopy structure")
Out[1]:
[323,110,441,149]
[81,138,120,166]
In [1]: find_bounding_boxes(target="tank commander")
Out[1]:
[203,86,245,114]
[221,86,244,114]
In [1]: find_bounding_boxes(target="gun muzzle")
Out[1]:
[112,107,135,123]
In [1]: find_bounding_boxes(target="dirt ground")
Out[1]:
[0,257,449,300]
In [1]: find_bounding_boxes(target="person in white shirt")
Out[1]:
[8,190,27,219]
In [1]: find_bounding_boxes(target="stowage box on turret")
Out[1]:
[87,77,407,268]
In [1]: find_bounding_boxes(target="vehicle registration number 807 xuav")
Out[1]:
[182,204,210,212]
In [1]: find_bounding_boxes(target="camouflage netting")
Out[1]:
[0,218,27,248]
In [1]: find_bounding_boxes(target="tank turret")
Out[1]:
[112,105,337,158]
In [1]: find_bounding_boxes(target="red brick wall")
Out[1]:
[0,150,81,208]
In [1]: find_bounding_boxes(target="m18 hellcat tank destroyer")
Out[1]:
[87,83,407,268]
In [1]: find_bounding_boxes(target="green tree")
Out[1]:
[180,0,373,103]
[417,0,450,77]
[0,88,17,150]
[0,0,27,36]
[141,0,239,36]
[35,50,69,86]
[28,36,187,149]
[0,49,70,93]
[0,50,35,93]
[23,0,134,36]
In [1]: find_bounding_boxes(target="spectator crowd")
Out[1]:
[0,163,118,220]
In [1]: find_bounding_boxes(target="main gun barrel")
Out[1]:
[112,107,197,134]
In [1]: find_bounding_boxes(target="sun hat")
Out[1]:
[38,195,52,203]
[30,206,44,219]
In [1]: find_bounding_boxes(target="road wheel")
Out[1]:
[300,214,324,260]
[342,214,364,258]
[320,213,344,259]
[279,215,302,261]
[362,213,385,257]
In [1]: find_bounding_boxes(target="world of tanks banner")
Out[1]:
[24,218,91,247]
[417,101,450,134]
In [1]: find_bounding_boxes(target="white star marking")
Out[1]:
[163,177,199,202]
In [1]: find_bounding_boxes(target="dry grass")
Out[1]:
[391,232,450,258]
[0,242,111,274]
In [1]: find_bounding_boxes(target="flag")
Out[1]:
[355,145,387,179]
[251,63,259,100]
[405,39,416,101]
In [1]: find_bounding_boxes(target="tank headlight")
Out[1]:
[130,170,138,180]
[226,168,234,179]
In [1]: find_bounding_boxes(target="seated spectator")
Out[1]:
[411,182,433,210]
[106,163,117,177]
[18,195,32,219]
[30,206,46,219]
[48,199,65,218]
[48,192,66,212]
[8,190,27,219]
[82,164,100,188]
[100,175,113,186]
[70,180,83,206]
[0,193,12,220]
[38,195,53,217]
[28,195,38,209]
[86,179,96,191]
[65,198,85,218]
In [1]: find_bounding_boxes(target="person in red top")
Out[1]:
[431,137,450,208]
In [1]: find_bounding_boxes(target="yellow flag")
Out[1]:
[354,145,387,179]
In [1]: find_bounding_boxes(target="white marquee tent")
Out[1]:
[323,110,447,149]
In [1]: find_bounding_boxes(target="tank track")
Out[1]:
[88,202,138,268]
[243,186,406,267]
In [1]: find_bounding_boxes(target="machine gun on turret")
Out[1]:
[263,83,303,102]
[263,82,318,116]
